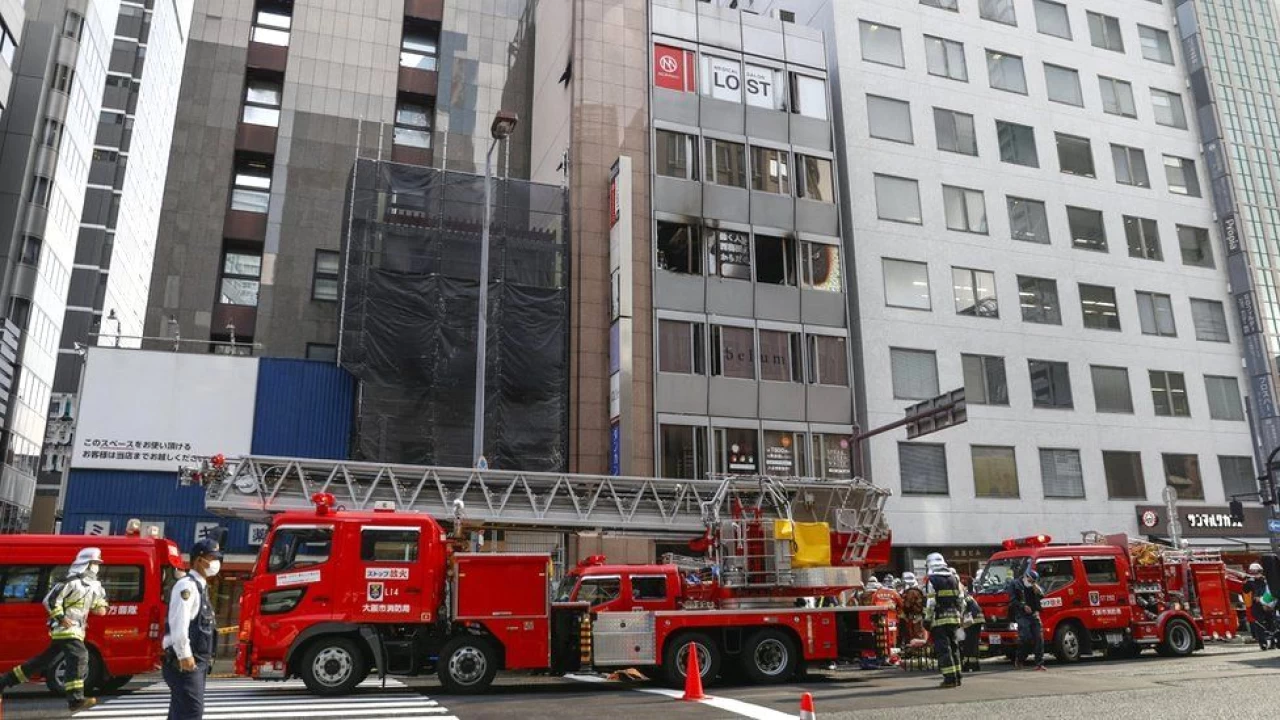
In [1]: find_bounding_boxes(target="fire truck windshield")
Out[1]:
[267,526,333,573]
[974,556,1029,594]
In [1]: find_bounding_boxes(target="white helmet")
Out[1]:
[1250,563,1264,574]
[865,576,883,591]
[901,571,917,586]
[70,547,103,576]
[926,552,947,574]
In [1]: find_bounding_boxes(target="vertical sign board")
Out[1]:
[653,45,695,93]
[608,157,633,476]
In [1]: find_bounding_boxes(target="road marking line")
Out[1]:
[83,701,445,715]
[566,674,796,720]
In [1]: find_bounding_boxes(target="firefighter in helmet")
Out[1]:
[923,552,964,688]
[1245,562,1276,650]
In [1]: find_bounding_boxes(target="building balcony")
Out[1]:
[404,0,444,22]
[224,209,268,243]
[236,122,278,155]
[398,66,438,98]
[247,41,288,73]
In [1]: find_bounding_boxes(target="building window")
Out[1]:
[1043,63,1083,106]
[63,10,85,40]
[1099,77,1138,118]
[890,348,939,400]
[796,156,834,202]
[1056,133,1095,178]
[1087,11,1124,53]
[658,319,705,375]
[1220,456,1257,500]
[313,251,340,301]
[28,176,52,207]
[900,443,948,496]
[1008,197,1049,244]
[758,330,802,383]
[1124,216,1162,261]
[401,29,439,71]
[306,343,337,362]
[883,258,930,310]
[655,129,697,180]
[1163,453,1202,500]
[779,9,796,23]
[51,64,76,94]
[18,236,41,266]
[755,234,795,286]
[1150,370,1190,417]
[924,35,967,81]
[711,229,750,280]
[704,138,746,188]
[40,119,64,151]
[1033,0,1071,39]
[1080,284,1120,331]
[762,430,807,477]
[394,101,432,149]
[231,159,272,214]
[979,0,1016,25]
[660,425,708,480]
[656,222,701,275]
[711,325,755,379]
[935,108,976,155]
[1152,89,1187,129]
[813,434,853,480]
[986,50,1027,94]
[1067,206,1107,251]
[1190,298,1229,342]
[1136,291,1176,337]
[1091,365,1134,414]
[874,174,922,224]
[220,250,262,306]
[943,186,988,234]
[973,446,1019,498]
[1029,359,1073,409]
[750,146,791,194]
[1178,225,1213,268]
[996,120,1038,167]
[963,354,1008,405]
[921,0,959,11]
[1018,275,1061,324]
[1139,25,1175,64]
[1104,451,1146,500]
[952,267,998,317]
[869,95,914,144]
[1164,155,1201,196]
[1040,449,1085,499]
[800,241,842,292]
[0,20,15,67]
[716,427,759,475]
[1205,375,1245,421]
[243,78,282,128]
[860,20,904,68]
[808,335,849,386]
[701,55,743,103]
[251,6,292,46]
[1112,144,1149,187]
[790,74,828,120]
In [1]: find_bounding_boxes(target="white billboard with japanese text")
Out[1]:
[71,348,258,472]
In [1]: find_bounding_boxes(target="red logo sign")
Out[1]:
[654,44,694,93]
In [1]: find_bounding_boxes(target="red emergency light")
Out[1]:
[1002,534,1052,550]
[312,492,337,516]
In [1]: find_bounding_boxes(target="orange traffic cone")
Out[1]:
[682,645,706,701]
[800,692,816,720]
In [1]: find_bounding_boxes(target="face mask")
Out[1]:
[203,559,221,578]
[86,563,100,578]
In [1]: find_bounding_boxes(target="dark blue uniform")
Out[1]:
[162,572,215,720]
[926,571,963,687]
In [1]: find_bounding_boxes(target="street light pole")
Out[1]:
[472,111,519,468]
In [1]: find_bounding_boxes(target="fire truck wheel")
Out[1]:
[662,632,720,689]
[741,629,798,684]
[298,637,369,695]
[438,636,499,694]
[1053,623,1084,663]
[1159,619,1196,657]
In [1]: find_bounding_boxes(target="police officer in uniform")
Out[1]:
[163,538,221,720]
[923,552,964,688]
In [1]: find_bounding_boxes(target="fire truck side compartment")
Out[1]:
[453,553,552,670]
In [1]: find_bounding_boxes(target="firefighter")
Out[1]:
[1245,563,1276,650]
[0,547,108,711]
[163,538,222,720]
[923,552,963,688]
[1011,568,1046,670]
[960,580,984,672]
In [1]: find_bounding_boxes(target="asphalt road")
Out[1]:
[2,643,1276,719]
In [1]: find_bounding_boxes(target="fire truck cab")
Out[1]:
[974,534,1237,662]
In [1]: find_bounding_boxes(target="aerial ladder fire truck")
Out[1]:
[194,456,895,695]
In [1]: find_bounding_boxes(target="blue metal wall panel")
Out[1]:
[251,359,354,459]
[62,470,258,554]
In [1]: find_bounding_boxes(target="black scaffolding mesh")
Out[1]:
[340,159,569,471]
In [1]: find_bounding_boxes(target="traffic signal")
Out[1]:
[1229,499,1245,524]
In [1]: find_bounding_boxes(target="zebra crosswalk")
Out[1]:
[74,677,457,720]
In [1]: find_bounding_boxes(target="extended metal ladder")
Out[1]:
[203,456,890,559]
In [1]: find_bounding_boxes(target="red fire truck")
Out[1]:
[973,534,1239,662]
[203,458,894,695]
